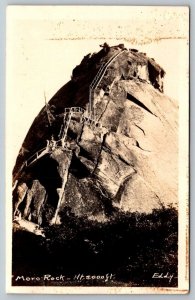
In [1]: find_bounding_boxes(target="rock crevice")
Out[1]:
[13,44,178,227]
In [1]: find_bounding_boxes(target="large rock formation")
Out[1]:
[13,44,178,227]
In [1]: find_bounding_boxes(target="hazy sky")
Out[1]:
[6,6,189,167]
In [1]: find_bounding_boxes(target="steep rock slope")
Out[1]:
[13,44,178,226]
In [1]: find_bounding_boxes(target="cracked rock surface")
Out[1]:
[13,45,178,225]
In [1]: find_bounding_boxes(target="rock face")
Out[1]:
[13,44,178,226]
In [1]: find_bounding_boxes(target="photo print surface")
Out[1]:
[6,6,189,294]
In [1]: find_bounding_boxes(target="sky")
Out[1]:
[6,6,189,167]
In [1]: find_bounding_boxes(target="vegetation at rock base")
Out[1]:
[12,206,178,287]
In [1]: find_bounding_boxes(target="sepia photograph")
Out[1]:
[6,6,189,294]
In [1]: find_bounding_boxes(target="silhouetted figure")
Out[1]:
[100,42,110,52]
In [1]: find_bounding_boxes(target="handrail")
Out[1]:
[61,111,72,141]
[88,52,120,116]
[64,107,85,113]
[89,49,126,117]
[82,116,101,127]
[25,146,48,166]
[90,52,118,89]
[94,50,126,89]
[90,49,125,89]
[14,50,126,179]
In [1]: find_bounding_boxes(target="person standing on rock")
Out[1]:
[100,42,110,52]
